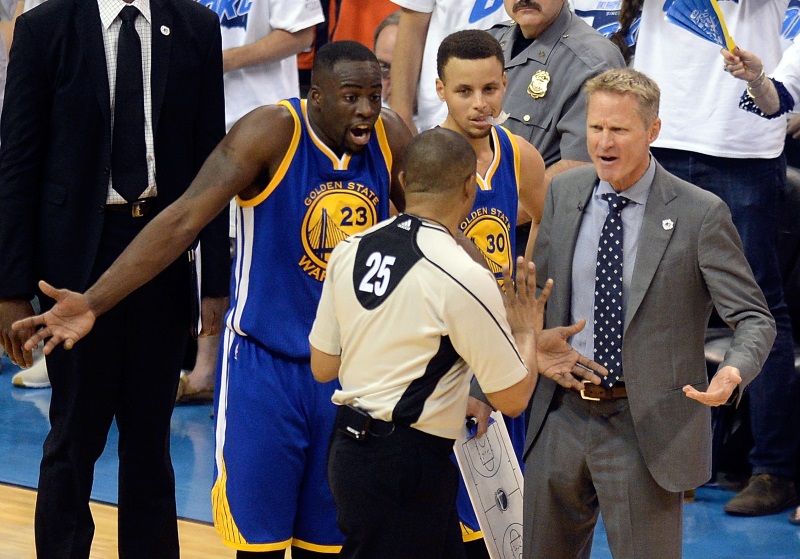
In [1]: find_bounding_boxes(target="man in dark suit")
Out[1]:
[523,68,776,559]
[0,0,229,557]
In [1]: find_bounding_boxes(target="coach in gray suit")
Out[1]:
[523,68,776,559]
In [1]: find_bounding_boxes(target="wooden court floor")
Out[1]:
[0,484,236,559]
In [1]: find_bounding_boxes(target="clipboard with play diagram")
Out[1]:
[454,411,525,559]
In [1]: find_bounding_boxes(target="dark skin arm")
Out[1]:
[14,105,295,352]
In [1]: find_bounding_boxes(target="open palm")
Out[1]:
[12,280,96,354]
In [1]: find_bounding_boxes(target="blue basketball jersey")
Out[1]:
[226,98,393,358]
[459,126,521,282]
[455,125,526,537]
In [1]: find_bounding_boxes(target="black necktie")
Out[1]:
[594,192,630,389]
[111,5,147,203]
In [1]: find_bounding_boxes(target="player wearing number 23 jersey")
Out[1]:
[213,96,395,553]
[226,97,393,357]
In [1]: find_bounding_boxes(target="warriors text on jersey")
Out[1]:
[226,98,393,358]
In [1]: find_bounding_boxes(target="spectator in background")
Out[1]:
[207,0,324,133]
[328,0,396,47]
[374,10,400,107]
[488,0,624,255]
[722,43,800,525]
[722,43,800,120]
[632,0,800,518]
[389,0,509,133]
[570,0,641,64]
[298,0,331,99]
[0,0,51,389]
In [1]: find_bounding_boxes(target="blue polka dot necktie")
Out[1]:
[594,192,630,389]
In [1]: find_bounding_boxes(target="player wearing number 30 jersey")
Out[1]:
[436,30,546,548]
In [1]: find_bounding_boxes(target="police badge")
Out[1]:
[527,70,550,99]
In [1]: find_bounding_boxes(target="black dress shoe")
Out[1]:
[724,474,799,516]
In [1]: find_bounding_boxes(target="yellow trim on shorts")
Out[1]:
[210,457,342,552]
[460,521,485,542]
[212,458,293,551]
[237,100,301,208]
[292,538,343,554]
[212,458,250,547]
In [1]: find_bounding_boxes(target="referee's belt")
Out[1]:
[335,405,396,440]
[579,381,628,401]
[105,197,155,218]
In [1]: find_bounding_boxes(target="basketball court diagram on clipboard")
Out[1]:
[454,410,524,559]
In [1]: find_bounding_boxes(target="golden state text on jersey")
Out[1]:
[459,126,521,285]
[300,180,381,275]
[226,98,392,358]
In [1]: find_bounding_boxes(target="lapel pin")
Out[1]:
[161,25,170,36]
[662,219,674,231]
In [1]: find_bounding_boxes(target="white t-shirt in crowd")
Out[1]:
[213,0,323,130]
[391,0,509,132]
[634,0,788,159]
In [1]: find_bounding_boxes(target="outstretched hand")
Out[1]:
[537,320,606,390]
[683,366,742,407]
[500,258,543,334]
[12,280,97,354]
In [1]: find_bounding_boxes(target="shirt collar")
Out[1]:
[99,0,151,30]
[595,155,657,207]
[507,4,572,67]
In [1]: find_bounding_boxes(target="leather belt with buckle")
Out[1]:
[580,380,628,401]
[106,198,154,218]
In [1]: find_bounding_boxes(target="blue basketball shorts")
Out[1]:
[211,329,343,552]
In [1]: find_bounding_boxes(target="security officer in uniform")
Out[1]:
[489,0,624,255]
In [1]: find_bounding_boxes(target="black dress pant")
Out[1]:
[328,413,464,559]
[35,211,190,559]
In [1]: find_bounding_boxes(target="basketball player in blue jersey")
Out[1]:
[14,41,411,559]
[436,30,604,558]
[434,29,545,558]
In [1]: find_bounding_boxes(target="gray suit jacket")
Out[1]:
[526,162,775,492]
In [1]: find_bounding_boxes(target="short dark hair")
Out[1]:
[374,11,401,49]
[403,128,476,194]
[437,30,505,80]
[312,41,378,79]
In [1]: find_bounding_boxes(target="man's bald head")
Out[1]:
[402,128,477,196]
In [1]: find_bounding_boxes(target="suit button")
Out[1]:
[99,205,105,213]
[103,167,110,175]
